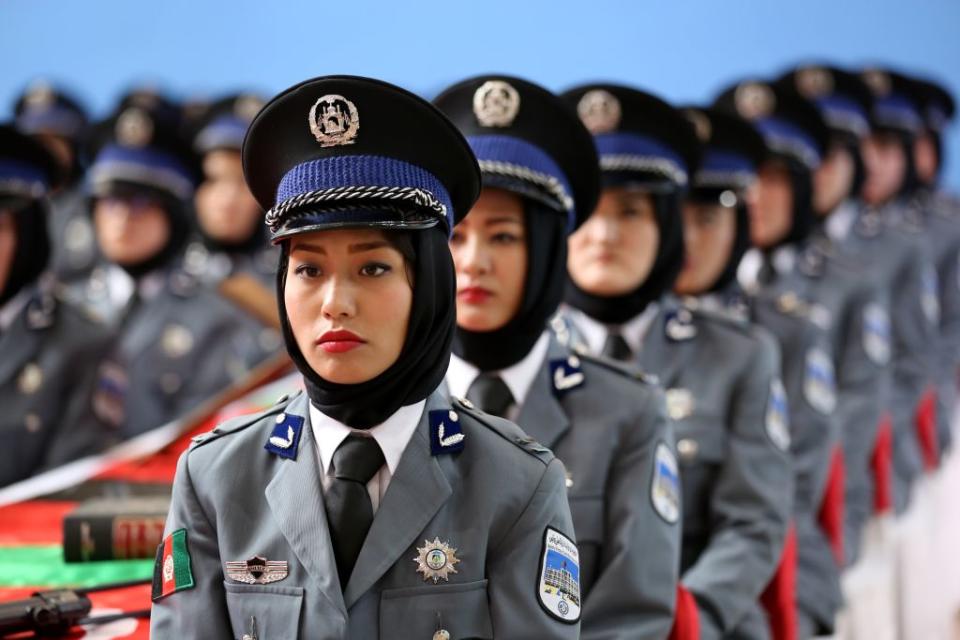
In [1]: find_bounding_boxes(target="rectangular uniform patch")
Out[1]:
[537,527,581,623]
[152,528,195,601]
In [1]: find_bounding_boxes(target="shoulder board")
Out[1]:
[189,392,297,449]
[686,304,753,334]
[450,397,554,465]
[573,349,659,385]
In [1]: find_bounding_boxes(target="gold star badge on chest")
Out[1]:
[414,538,460,583]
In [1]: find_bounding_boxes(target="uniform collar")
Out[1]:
[0,286,32,332]
[308,399,426,478]
[445,331,550,407]
[563,302,659,355]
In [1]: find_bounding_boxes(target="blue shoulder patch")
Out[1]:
[264,412,304,460]
[550,355,586,397]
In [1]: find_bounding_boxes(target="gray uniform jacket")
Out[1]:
[150,390,580,639]
[180,238,279,289]
[515,326,679,640]
[744,270,842,637]
[0,283,120,486]
[67,265,281,436]
[566,302,793,640]
[920,190,960,454]
[794,234,892,565]
[832,202,938,512]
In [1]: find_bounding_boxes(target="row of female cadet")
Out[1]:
[1,63,957,639]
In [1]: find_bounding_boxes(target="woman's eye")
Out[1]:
[294,264,321,278]
[360,262,391,277]
[449,231,465,245]
[491,232,521,245]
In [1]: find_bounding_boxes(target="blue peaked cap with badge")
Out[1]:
[433,75,600,231]
[14,81,88,140]
[560,84,700,192]
[714,80,829,171]
[193,93,266,155]
[679,107,766,194]
[776,65,874,141]
[242,76,481,243]
[860,68,924,138]
[0,124,63,201]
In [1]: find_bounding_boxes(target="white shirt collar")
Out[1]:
[564,303,659,356]
[771,245,797,275]
[737,245,795,290]
[0,287,32,332]
[825,199,858,242]
[445,331,550,408]
[309,399,425,479]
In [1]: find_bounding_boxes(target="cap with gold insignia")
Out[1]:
[562,84,700,191]
[714,80,829,170]
[680,107,765,201]
[858,68,924,138]
[86,98,197,203]
[776,65,873,141]
[192,93,266,155]
[0,124,64,201]
[433,75,600,230]
[242,75,480,243]
[14,80,88,140]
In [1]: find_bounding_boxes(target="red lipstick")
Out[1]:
[317,329,365,353]
[458,286,493,304]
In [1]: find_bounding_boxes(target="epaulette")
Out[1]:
[52,283,105,326]
[683,298,753,332]
[573,349,659,386]
[449,396,554,465]
[189,392,297,449]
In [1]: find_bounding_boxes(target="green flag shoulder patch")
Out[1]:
[152,528,195,601]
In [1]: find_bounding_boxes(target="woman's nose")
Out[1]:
[320,279,357,319]
[458,234,492,276]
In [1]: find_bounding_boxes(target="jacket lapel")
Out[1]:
[343,392,453,608]
[515,336,571,449]
[263,394,347,618]
[0,300,43,387]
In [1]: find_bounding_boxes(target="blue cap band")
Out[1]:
[195,115,249,153]
[873,94,923,134]
[754,117,822,168]
[466,134,575,228]
[0,158,49,198]
[814,95,870,137]
[17,107,85,138]
[695,149,756,188]
[88,143,194,200]
[271,155,453,231]
[593,133,688,186]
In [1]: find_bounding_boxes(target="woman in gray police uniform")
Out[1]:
[150,75,579,640]
[714,81,842,638]
[435,75,678,639]
[0,125,119,486]
[559,84,793,640]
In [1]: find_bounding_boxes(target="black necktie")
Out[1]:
[758,255,777,286]
[602,331,632,361]
[466,373,514,418]
[324,434,385,589]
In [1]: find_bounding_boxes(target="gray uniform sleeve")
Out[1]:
[934,235,960,453]
[834,290,891,563]
[581,388,679,640]
[683,338,793,638]
[151,450,232,639]
[487,458,580,639]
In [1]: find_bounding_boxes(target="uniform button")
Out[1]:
[565,471,574,489]
[433,631,450,640]
[25,413,42,433]
[677,438,699,460]
[160,373,182,395]
[276,413,286,423]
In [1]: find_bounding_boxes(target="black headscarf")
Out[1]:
[0,199,50,306]
[452,200,567,371]
[277,225,455,429]
[565,185,685,324]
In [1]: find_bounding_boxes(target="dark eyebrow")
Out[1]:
[290,240,391,255]
[485,216,523,226]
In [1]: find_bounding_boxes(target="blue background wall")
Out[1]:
[3,0,959,187]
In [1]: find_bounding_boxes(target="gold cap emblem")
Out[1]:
[25,81,55,110]
[734,82,776,121]
[472,80,521,128]
[234,94,264,122]
[795,67,834,99]
[308,94,360,147]
[115,108,154,147]
[862,69,891,96]
[684,109,712,142]
[577,89,621,134]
